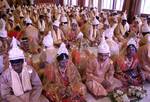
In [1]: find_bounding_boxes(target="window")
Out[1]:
[71,0,77,6]
[63,0,77,6]
[102,0,113,10]
[64,0,68,6]
[85,0,89,7]
[141,0,150,14]
[115,0,124,11]
[93,0,98,8]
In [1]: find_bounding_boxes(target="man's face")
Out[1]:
[127,45,136,57]
[59,59,68,70]
[98,53,109,61]
[11,59,24,73]
[122,20,127,25]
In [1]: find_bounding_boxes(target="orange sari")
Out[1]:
[43,60,86,102]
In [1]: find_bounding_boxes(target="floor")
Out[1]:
[85,83,150,102]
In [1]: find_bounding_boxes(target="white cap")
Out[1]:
[0,30,7,38]
[104,28,114,38]
[122,13,127,20]
[44,8,47,13]
[142,25,150,33]
[77,32,83,39]
[58,4,61,8]
[43,31,54,47]
[9,37,25,60]
[98,35,110,53]
[11,5,15,11]
[127,38,137,47]
[135,17,142,25]
[20,12,24,17]
[53,20,60,27]
[72,19,78,24]
[60,16,67,23]
[92,18,99,25]
[57,42,69,55]
[142,23,150,33]
[141,19,150,33]
[9,16,14,22]
[33,9,37,14]
[104,18,109,26]
[25,16,32,24]
[47,12,51,17]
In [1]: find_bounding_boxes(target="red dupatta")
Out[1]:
[116,54,139,72]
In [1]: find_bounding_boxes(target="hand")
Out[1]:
[19,92,30,102]
[101,80,111,89]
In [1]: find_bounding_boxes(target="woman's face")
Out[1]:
[59,59,68,69]
[127,45,136,57]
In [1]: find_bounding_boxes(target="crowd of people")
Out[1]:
[0,2,150,102]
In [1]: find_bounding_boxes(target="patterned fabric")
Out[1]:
[43,60,86,102]
[114,55,143,86]
[86,57,122,97]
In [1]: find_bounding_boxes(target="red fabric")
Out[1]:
[8,31,22,40]
[59,73,69,87]
[44,65,55,82]
[67,31,76,41]
[116,55,139,71]
[71,49,80,65]
[62,98,72,102]
[115,54,143,86]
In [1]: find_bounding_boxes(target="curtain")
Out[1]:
[78,0,82,6]
[98,0,102,11]
[131,0,141,16]
[113,0,117,10]
[122,0,131,12]
[122,0,142,23]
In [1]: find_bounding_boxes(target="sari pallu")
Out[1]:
[114,55,143,86]
[43,61,86,102]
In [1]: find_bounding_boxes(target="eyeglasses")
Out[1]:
[62,22,68,24]
[92,25,98,27]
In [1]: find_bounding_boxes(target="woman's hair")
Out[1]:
[57,53,69,62]
[127,44,137,52]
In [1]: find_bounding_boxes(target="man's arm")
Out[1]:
[29,68,43,102]
[1,74,24,102]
